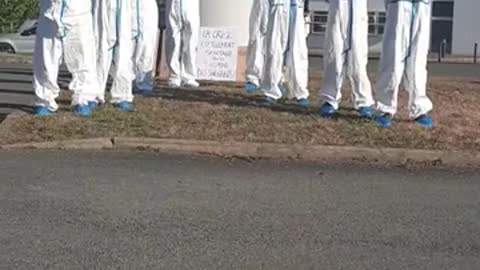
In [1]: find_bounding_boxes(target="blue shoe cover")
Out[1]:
[297,98,310,107]
[374,114,393,128]
[415,114,433,128]
[358,106,373,118]
[114,101,134,112]
[88,101,98,110]
[33,106,51,117]
[244,82,257,93]
[73,105,92,117]
[319,103,336,117]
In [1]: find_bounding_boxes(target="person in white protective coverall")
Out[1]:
[93,0,137,111]
[374,0,434,128]
[244,0,269,93]
[165,0,200,88]
[319,0,374,118]
[133,0,159,95]
[261,0,310,107]
[33,0,98,116]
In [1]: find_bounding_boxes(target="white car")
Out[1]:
[0,20,37,54]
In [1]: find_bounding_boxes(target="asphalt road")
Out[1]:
[1,150,479,269]
[1,60,479,116]
[309,56,480,78]
[0,63,36,117]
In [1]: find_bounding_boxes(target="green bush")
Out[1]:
[0,0,164,33]
[0,0,39,33]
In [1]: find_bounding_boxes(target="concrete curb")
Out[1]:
[113,137,259,156]
[0,138,113,150]
[1,137,480,167]
[112,137,480,167]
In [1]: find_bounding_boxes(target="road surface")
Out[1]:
[1,150,479,269]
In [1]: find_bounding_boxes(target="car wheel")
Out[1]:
[0,43,15,54]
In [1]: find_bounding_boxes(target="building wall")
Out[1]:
[307,0,327,51]
[308,0,386,54]
[200,0,253,46]
[310,0,480,56]
[452,0,480,55]
[197,0,479,56]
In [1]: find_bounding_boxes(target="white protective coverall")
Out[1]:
[93,0,136,104]
[165,0,200,86]
[133,0,159,92]
[245,0,269,87]
[34,0,97,111]
[261,0,309,100]
[376,0,433,118]
[320,0,374,110]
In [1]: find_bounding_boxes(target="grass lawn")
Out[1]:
[1,74,479,151]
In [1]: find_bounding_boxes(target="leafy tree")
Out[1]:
[0,0,39,32]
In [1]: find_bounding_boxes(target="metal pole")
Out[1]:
[474,43,478,64]
[441,39,447,58]
[438,42,442,63]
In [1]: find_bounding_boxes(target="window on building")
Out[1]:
[368,12,386,36]
[431,0,454,54]
[432,1,454,18]
[311,11,328,34]
[310,10,386,36]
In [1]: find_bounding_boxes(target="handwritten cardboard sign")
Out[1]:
[196,27,238,81]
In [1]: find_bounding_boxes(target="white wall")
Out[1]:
[452,0,480,55]
[200,0,253,47]
[368,0,386,11]
[309,1,328,10]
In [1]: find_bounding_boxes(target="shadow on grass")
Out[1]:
[147,86,398,123]
[149,86,327,116]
